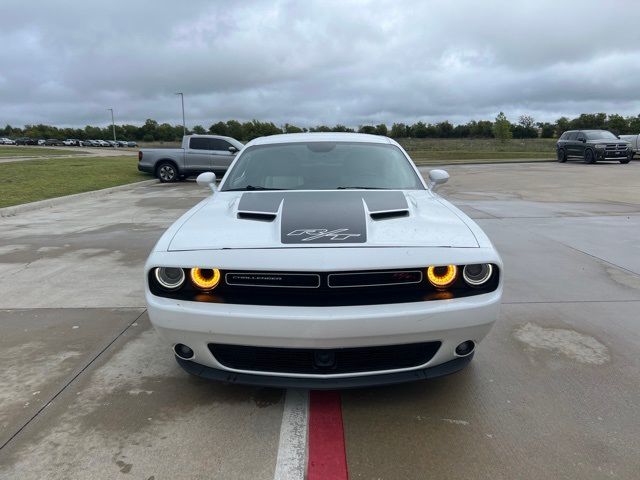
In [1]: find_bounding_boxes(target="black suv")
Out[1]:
[557,130,631,164]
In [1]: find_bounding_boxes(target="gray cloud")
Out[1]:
[1,0,640,128]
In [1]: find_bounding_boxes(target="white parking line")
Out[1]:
[273,389,309,480]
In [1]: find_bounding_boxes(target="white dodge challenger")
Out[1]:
[145,133,502,388]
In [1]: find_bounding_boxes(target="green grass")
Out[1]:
[0,146,84,158]
[0,156,149,208]
[396,138,556,164]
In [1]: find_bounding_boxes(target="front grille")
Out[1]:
[327,270,422,288]
[148,266,501,306]
[209,342,442,374]
[225,272,320,288]
[605,144,627,151]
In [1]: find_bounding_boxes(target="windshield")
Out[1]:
[585,131,617,140]
[221,142,424,191]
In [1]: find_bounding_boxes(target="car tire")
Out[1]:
[584,149,595,164]
[620,156,631,164]
[156,162,178,183]
[557,149,567,163]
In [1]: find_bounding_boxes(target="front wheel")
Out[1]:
[557,149,567,163]
[620,156,631,164]
[156,162,178,183]
[584,149,596,164]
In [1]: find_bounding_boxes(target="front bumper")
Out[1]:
[147,287,501,384]
[596,149,630,160]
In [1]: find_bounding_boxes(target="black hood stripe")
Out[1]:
[238,191,408,244]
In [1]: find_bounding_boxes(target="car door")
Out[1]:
[209,138,237,171]
[575,132,587,157]
[185,137,214,172]
[564,132,577,157]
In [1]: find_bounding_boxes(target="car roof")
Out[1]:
[563,129,608,134]
[247,132,394,147]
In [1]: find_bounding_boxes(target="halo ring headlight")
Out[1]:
[155,267,185,290]
[190,268,221,291]
[427,265,458,288]
[463,264,493,286]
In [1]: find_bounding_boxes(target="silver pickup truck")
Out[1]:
[138,135,244,182]
[619,134,638,159]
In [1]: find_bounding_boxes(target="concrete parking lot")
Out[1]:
[1,161,639,479]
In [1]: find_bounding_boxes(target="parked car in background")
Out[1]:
[1,138,16,145]
[37,139,46,146]
[44,138,65,146]
[15,137,39,145]
[95,140,111,147]
[63,139,83,146]
[618,134,639,159]
[126,141,138,148]
[557,130,631,164]
[138,134,244,182]
[116,140,128,147]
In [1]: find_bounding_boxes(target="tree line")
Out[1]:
[2,113,639,143]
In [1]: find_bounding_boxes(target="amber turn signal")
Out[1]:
[190,268,221,291]
[427,265,458,288]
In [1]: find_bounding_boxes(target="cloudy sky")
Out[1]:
[1,0,640,129]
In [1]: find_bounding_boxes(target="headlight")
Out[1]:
[427,265,457,288]
[190,268,221,290]
[595,144,606,149]
[154,267,185,290]
[463,264,493,286]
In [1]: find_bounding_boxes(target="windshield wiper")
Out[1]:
[225,185,284,191]
[336,186,386,190]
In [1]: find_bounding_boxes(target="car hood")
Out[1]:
[167,190,479,251]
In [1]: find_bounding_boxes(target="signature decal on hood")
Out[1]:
[287,228,362,242]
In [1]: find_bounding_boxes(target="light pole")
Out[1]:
[107,108,117,146]
[175,92,186,135]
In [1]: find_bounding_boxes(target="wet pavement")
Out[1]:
[1,162,639,478]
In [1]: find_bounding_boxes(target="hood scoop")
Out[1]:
[369,209,409,221]
[365,192,410,221]
[237,194,283,222]
[237,211,277,222]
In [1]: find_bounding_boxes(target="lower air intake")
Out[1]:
[208,342,441,375]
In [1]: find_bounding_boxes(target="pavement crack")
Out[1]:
[0,309,147,452]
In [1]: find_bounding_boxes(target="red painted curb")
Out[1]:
[308,390,349,480]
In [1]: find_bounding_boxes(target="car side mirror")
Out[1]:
[228,146,238,154]
[428,169,449,191]
[196,171,217,193]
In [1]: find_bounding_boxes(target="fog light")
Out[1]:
[174,343,194,360]
[462,264,493,286]
[427,265,458,288]
[155,267,185,290]
[190,268,221,290]
[455,341,475,356]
